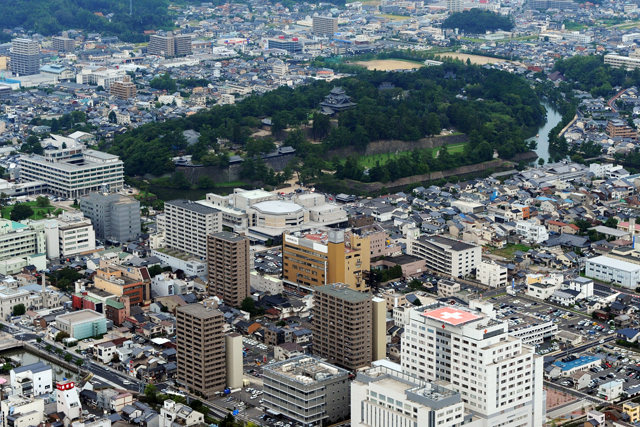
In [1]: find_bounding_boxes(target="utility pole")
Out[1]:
[130,0,133,16]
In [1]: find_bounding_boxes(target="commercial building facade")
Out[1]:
[162,200,221,258]
[11,38,39,77]
[93,263,150,306]
[312,283,384,371]
[176,304,226,398]
[283,229,370,291]
[207,231,250,307]
[80,192,140,242]
[55,309,107,339]
[408,235,481,278]
[19,149,124,198]
[262,356,350,425]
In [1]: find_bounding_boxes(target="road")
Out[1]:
[8,322,147,392]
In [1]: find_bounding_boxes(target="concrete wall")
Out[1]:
[343,159,505,193]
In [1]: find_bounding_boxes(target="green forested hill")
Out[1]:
[1,0,176,42]
[442,9,514,34]
[107,62,545,187]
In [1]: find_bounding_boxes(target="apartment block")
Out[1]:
[401,303,544,426]
[352,365,476,427]
[52,37,75,53]
[148,34,192,57]
[477,261,508,288]
[283,229,370,291]
[262,356,350,425]
[174,34,193,56]
[164,200,222,258]
[408,235,481,278]
[606,119,637,139]
[312,16,338,35]
[110,76,137,100]
[148,35,175,57]
[176,304,226,398]
[207,231,249,307]
[80,192,140,242]
[20,148,124,198]
[312,283,385,371]
[10,38,39,77]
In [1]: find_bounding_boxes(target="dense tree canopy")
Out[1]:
[0,0,176,42]
[110,62,544,185]
[442,9,514,34]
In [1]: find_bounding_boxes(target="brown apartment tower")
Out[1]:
[207,231,250,307]
[312,283,384,371]
[176,304,226,398]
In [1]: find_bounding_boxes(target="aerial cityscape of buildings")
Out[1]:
[3,0,640,426]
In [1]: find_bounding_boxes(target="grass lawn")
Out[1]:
[1,201,64,220]
[490,244,531,260]
[461,37,488,43]
[340,143,467,168]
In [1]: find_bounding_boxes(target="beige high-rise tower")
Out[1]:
[176,304,225,398]
[312,283,384,371]
[207,231,250,307]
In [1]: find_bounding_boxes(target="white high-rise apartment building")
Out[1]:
[163,200,222,258]
[400,303,544,427]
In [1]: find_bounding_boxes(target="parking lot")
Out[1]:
[489,294,616,354]
[254,249,282,276]
[550,346,640,397]
[242,336,274,375]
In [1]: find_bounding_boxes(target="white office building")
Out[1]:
[10,362,53,397]
[408,236,481,278]
[352,365,480,427]
[42,213,96,259]
[477,261,508,288]
[589,163,624,178]
[585,255,640,289]
[19,148,124,199]
[401,303,545,427]
[515,220,549,244]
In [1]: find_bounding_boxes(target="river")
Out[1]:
[0,348,79,381]
[528,100,563,163]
